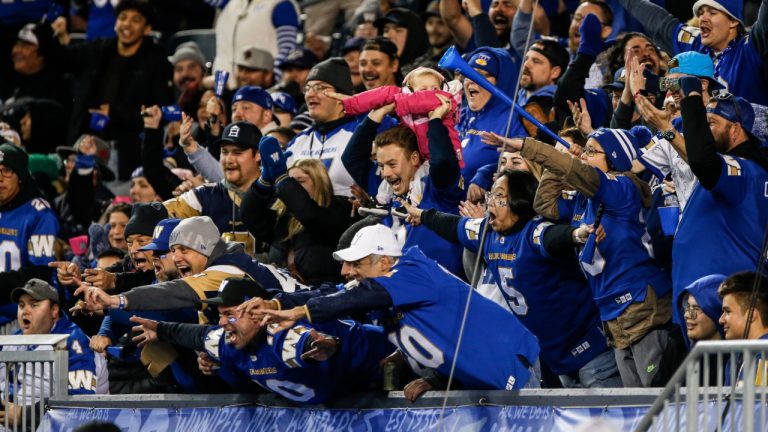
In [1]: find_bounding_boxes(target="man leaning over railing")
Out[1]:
[0,279,108,427]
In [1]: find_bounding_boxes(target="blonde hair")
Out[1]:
[405,67,445,91]
[271,159,334,240]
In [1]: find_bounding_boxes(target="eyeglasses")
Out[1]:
[0,167,14,178]
[304,83,334,94]
[484,191,508,207]
[711,90,743,123]
[682,303,703,320]
[583,146,606,157]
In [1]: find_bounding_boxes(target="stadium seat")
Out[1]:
[166,29,216,66]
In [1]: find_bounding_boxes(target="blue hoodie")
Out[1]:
[676,274,727,347]
[458,47,521,182]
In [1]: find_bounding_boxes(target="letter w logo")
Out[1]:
[28,235,54,258]
[68,370,95,391]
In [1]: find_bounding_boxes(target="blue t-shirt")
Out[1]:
[205,319,391,404]
[673,154,768,324]
[456,216,607,375]
[372,247,540,390]
[672,25,768,106]
[561,171,671,320]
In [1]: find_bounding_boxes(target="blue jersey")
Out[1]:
[386,170,465,278]
[3,315,104,403]
[372,247,540,390]
[672,25,768,106]
[0,197,59,272]
[456,216,606,375]
[84,0,117,40]
[561,171,671,320]
[673,155,768,323]
[204,319,391,404]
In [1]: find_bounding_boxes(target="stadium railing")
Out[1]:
[636,339,768,432]
[0,334,69,432]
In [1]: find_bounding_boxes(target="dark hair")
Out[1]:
[718,271,768,327]
[499,169,539,223]
[530,39,570,82]
[602,32,661,86]
[99,202,132,225]
[97,247,127,261]
[268,126,297,143]
[74,421,121,432]
[559,127,588,147]
[374,125,419,156]
[115,0,156,26]
[582,0,614,25]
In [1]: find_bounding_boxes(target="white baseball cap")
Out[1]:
[332,224,402,262]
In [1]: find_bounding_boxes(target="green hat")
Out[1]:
[28,154,60,181]
[0,144,31,182]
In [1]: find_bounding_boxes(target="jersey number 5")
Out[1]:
[498,267,528,316]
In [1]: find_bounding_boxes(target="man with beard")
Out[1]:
[632,52,725,211]
[235,46,274,89]
[671,80,768,328]
[166,122,262,252]
[129,276,393,403]
[168,42,206,117]
[88,215,199,394]
[358,37,399,91]
[409,1,454,72]
[440,0,520,51]
[79,216,305,325]
[52,0,173,180]
[374,8,429,76]
[618,0,768,106]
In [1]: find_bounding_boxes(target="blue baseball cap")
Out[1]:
[468,50,500,78]
[270,91,298,115]
[707,93,755,131]
[139,218,182,252]
[668,51,725,91]
[232,86,273,110]
[278,47,319,70]
[603,67,626,92]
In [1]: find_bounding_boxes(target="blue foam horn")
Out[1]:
[438,46,570,148]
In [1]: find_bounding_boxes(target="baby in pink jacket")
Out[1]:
[342,67,464,168]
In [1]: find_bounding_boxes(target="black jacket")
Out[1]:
[241,179,352,285]
[60,37,173,148]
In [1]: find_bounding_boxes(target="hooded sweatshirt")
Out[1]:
[676,274,727,347]
[458,47,521,182]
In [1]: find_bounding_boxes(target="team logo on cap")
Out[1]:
[474,54,491,66]
[228,125,240,138]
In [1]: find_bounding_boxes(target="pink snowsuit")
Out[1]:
[342,83,465,168]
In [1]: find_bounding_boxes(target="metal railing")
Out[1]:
[0,335,69,432]
[636,340,768,432]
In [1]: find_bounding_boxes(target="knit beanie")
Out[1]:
[588,128,638,172]
[306,57,355,96]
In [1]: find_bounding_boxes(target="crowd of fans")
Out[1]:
[0,0,768,419]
